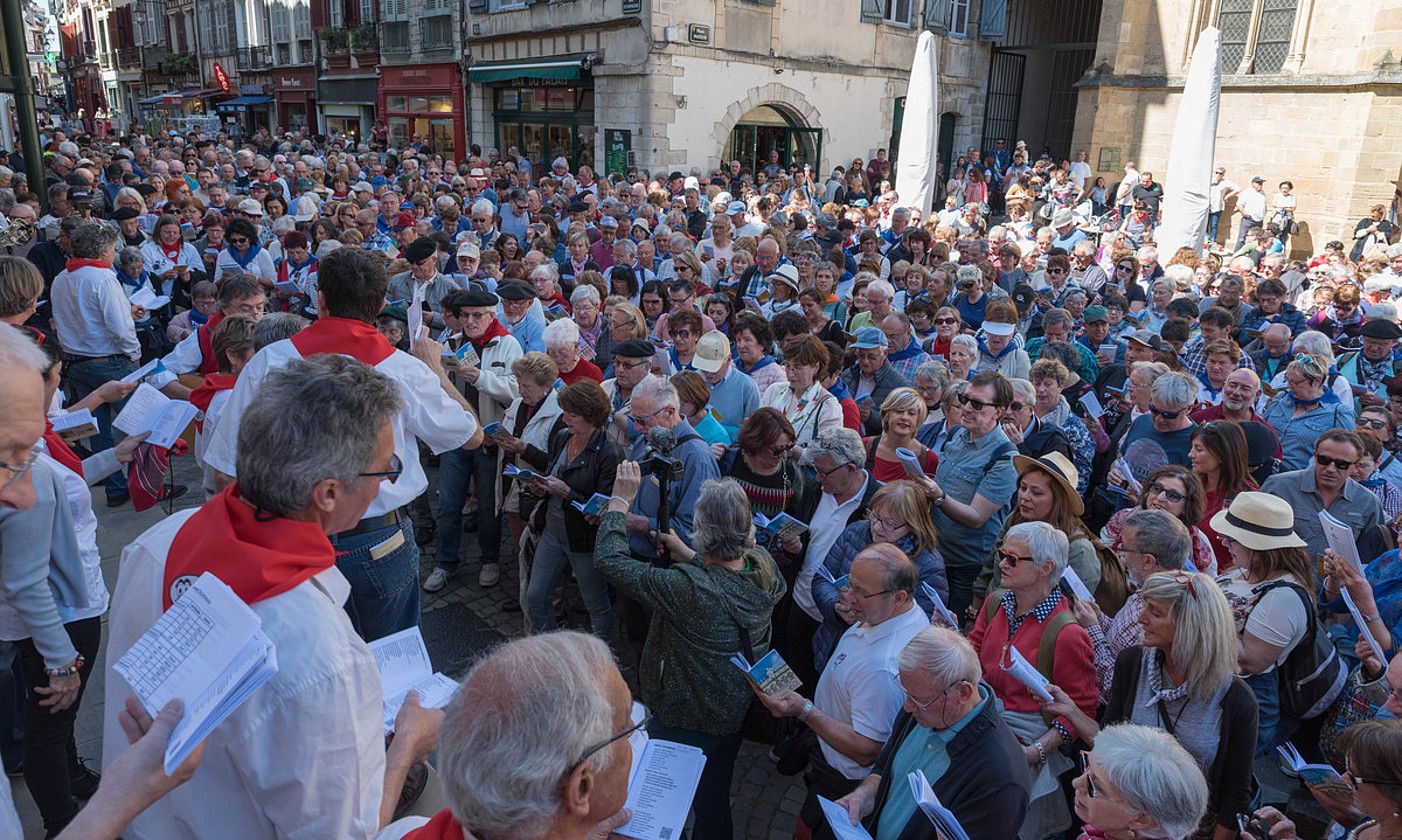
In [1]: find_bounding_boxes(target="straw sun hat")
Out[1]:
[1013,452,1083,516]
[1208,491,1306,552]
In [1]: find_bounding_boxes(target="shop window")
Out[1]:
[429,95,453,113]
[420,15,452,50]
[387,116,409,146]
[1219,0,1298,73]
[409,96,429,112]
[387,95,407,111]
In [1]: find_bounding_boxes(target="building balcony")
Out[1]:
[116,46,142,68]
[236,45,272,70]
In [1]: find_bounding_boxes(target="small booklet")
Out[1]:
[753,511,809,541]
[1112,456,1142,494]
[729,649,802,698]
[1319,511,1364,573]
[571,493,612,516]
[368,626,459,733]
[130,286,172,311]
[1060,567,1095,604]
[819,795,874,840]
[1276,742,1342,785]
[920,582,959,629]
[481,422,506,438]
[502,463,544,482]
[544,303,569,320]
[895,446,928,481]
[113,572,278,774]
[441,342,480,370]
[113,382,199,449]
[1000,645,1052,702]
[617,738,707,840]
[815,564,850,591]
[907,769,971,840]
[51,408,99,443]
[120,358,168,385]
[1078,390,1105,420]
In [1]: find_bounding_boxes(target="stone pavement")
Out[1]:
[16,454,1317,839]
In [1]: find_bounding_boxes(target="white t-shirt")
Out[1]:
[1068,160,1093,189]
[814,604,930,778]
[1218,570,1309,669]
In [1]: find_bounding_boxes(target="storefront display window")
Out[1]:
[491,81,595,174]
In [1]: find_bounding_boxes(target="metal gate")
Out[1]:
[981,50,1025,152]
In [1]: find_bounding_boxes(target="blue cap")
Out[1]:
[850,326,888,349]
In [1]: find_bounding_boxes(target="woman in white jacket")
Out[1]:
[760,334,843,456]
[493,352,566,620]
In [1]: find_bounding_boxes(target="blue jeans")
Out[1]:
[63,355,136,499]
[332,516,420,642]
[435,447,499,571]
[1246,671,1285,757]
[1208,211,1223,243]
[647,720,742,840]
[945,563,982,623]
[527,528,615,641]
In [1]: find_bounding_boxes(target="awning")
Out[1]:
[137,92,167,106]
[151,86,220,107]
[215,95,274,113]
[467,57,589,84]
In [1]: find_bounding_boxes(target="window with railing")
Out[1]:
[420,14,451,49]
[1218,0,1299,73]
[381,20,408,51]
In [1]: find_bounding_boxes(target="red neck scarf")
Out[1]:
[162,485,336,610]
[65,258,112,272]
[42,420,84,477]
[190,372,238,432]
[161,241,183,259]
[289,316,395,366]
[467,318,511,351]
[404,809,467,840]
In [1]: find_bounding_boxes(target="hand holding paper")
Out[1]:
[1001,645,1053,702]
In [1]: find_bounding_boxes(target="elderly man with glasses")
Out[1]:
[831,626,1032,840]
[1261,428,1384,560]
[387,238,455,330]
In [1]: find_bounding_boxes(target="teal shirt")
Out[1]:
[875,685,992,840]
[693,409,733,446]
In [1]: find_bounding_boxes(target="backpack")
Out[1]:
[1251,580,1347,720]
[983,589,1077,725]
[1084,531,1130,617]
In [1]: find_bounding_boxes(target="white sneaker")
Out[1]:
[422,567,449,593]
[478,563,501,587]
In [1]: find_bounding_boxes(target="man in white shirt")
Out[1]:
[103,355,441,839]
[1208,167,1239,246]
[755,544,929,835]
[1067,150,1093,190]
[49,222,142,505]
[1236,176,1268,250]
[204,247,484,641]
[150,274,267,400]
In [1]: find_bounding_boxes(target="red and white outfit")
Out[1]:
[140,238,203,280]
[190,371,239,496]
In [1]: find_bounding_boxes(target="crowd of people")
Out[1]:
[0,119,1401,840]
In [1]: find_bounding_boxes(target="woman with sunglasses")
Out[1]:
[1188,422,1257,572]
[1262,353,1356,471]
[1047,571,1256,839]
[1101,465,1218,574]
[213,217,276,288]
[1069,724,1210,840]
[924,306,962,360]
[810,480,947,669]
[717,407,803,540]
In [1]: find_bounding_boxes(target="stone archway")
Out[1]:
[711,83,824,171]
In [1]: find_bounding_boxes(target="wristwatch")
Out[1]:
[797,700,815,723]
[932,492,947,508]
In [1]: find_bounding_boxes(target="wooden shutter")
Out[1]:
[979,0,1007,40]
[925,0,948,32]
[860,0,884,23]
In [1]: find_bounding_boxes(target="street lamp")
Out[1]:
[131,0,146,122]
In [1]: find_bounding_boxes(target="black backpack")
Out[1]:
[1252,580,1347,720]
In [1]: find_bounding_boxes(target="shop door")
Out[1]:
[521,123,546,171]
[789,127,822,173]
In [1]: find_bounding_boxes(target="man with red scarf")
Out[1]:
[379,632,634,840]
[151,274,266,400]
[103,355,442,839]
[204,247,483,641]
[422,288,520,593]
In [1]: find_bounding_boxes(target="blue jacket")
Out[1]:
[626,418,722,557]
[1260,391,1354,471]
[810,522,947,671]
[1239,302,1307,344]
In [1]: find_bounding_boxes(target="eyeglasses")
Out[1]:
[901,679,966,710]
[1046,268,1065,275]
[844,580,897,600]
[867,510,907,532]
[358,453,404,481]
[1115,264,1134,272]
[1358,417,1387,430]
[1315,453,1357,471]
[627,406,667,426]
[574,711,652,770]
[1145,482,1186,504]
[1148,406,1182,420]
[228,236,250,245]
[956,392,1000,411]
[0,444,41,492]
[935,317,957,325]
[816,460,853,480]
[998,547,1033,565]
[1080,752,1107,799]
[1008,401,1025,412]
[672,329,692,340]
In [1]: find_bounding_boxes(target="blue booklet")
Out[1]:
[571,493,611,516]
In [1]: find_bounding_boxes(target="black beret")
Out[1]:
[403,237,438,264]
[497,281,537,301]
[457,289,498,307]
[567,198,588,214]
[112,207,140,221]
[134,183,158,196]
[1360,318,1402,340]
[613,338,656,359]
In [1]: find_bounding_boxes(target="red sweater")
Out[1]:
[561,358,604,385]
[968,592,1098,738]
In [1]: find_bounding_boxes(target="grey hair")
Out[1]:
[569,285,600,306]
[541,317,580,349]
[1290,330,1336,368]
[440,631,618,840]
[867,278,896,300]
[690,478,758,561]
[950,334,977,355]
[118,245,145,267]
[0,323,48,372]
[253,312,308,350]
[529,262,559,284]
[1163,264,1194,289]
[69,222,118,259]
[1137,245,1159,263]
[806,426,866,468]
[470,198,495,218]
[614,238,637,258]
[1386,242,1402,259]
[1042,341,1082,373]
[1368,303,1397,323]
[914,360,951,389]
[1042,308,1072,330]
[1006,520,1069,582]
[1090,724,1209,840]
[1008,377,1035,406]
[631,374,680,411]
[235,355,403,515]
[898,626,981,686]
[955,264,982,287]
[1123,509,1190,571]
[1150,371,1197,412]
[1261,323,1292,342]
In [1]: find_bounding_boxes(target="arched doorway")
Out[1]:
[722,104,822,175]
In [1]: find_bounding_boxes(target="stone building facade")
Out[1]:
[1074,0,1402,255]
[465,0,998,179]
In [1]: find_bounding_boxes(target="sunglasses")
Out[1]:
[768,442,796,457]
[671,329,692,340]
[228,237,250,245]
[956,392,1000,411]
[997,547,1033,565]
[1315,453,1357,471]
[1148,406,1182,420]
[1046,268,1065,275]
[935,317,957,325]
[1357,417,1387,430]
[1146,482,1186,504]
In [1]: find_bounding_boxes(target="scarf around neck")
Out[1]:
[467,318,511,351]
[289,316,396,366]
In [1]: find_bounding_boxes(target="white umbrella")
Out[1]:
[1156,27,1221,258]
[894,30,939,216]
